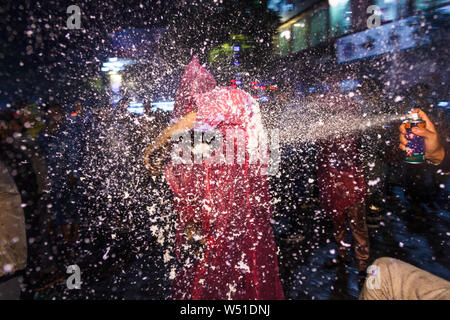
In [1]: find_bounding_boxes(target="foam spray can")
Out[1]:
[403,112,425,164]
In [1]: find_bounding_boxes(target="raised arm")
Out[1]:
[144,111,197,175]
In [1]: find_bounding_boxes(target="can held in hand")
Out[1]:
[403,113,425,164]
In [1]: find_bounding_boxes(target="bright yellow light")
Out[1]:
[110,73,122,82]
[293,22,305,28]
[110,72,122,93]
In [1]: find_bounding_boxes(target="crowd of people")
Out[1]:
[0,58,449,300]
[0,98,173,299]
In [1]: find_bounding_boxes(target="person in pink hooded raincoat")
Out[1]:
[144,57,284,300]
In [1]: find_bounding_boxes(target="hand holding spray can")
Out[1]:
[403,111,425,164]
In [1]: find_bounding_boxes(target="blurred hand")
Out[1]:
[399,108,445,165]
[144,145,165,176]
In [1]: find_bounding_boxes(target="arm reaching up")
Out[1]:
[144,111,197,175]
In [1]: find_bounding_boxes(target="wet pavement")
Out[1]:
[34,177,449,300]
[277,183,450,300]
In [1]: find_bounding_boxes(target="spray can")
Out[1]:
[403,112,425,164]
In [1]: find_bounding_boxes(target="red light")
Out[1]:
[231,84,237,88]
[261,86,266,90]
[253,95,259,98]
[230,79,236,83]
[251,81,258,85]
[251,85,258,90]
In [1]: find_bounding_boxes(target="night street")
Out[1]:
[30,177,449,300]
[0,0,449,305]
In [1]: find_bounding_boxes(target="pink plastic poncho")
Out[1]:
[165,57,284,300]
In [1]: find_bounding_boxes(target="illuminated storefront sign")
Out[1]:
[336,14,431,63]
[127,101,175,114]
[101,57,135,73]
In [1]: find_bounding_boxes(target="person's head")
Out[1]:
[171,56,216,122]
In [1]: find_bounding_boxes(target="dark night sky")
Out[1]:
[0,0,176,104]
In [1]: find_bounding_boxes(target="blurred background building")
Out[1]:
[269,0,449,106]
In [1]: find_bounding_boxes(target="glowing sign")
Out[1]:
[438,101,449,108]
[151,101,174,112]
[101,57,135,73]
[336,14,431,63]
[127,101,144,115]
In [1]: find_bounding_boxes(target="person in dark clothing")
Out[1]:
[0,109,41,298]
[76,99,174,299]
[402,87,441,214]
[358,78,389,226]
[34,102,80,288]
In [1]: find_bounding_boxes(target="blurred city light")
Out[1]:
[151,101,174,112]
[328,0,349,7]
[101,57,135,73]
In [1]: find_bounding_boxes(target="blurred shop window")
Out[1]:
[376,0,409,22]
[278,28,291,56]
[292,19,309,53]
[414,0,449,11]
[329,0,352,38]
[310,8,328,46]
